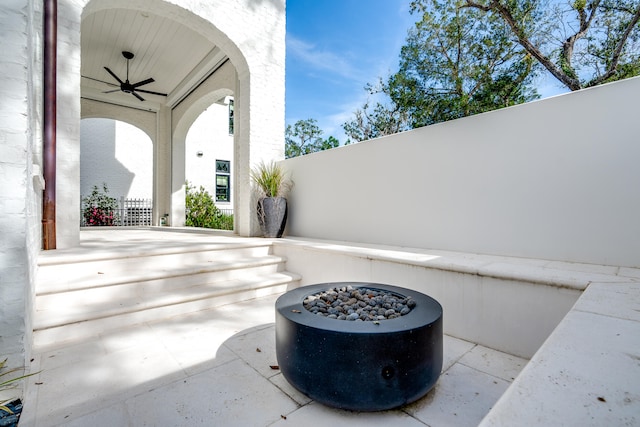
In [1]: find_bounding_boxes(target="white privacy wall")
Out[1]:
[283,76,640,268]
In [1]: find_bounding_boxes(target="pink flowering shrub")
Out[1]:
[82,184,119,226]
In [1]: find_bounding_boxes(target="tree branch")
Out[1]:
[586,3,640,87]
[560,0,600,83]
[462,0,583,90]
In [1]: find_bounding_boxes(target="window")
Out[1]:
[216,160,230,202]
[228,99,234,135]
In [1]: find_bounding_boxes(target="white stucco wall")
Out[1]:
[0,0,285,397]
[185,102,235,210]
[284,76,640,268]
[0,0,42,374]
[81,119,153,201]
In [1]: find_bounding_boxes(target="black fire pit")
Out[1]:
[275,282,443,411]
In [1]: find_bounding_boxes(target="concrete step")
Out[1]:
[35,258,291,328]
[33,272,300,351]
[34,241,301,350]
[37,243,273,291]
[37,254,287,294]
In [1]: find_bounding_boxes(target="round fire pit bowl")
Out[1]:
[275,282,443,412]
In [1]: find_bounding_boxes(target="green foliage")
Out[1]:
[343,0,538,138]
[184,182,233,230]
[344,0,640,141]
[285,119,341,158]
[82,183,119,226]
[342,95,410,143]
[462,0,640,90]
[394,0,539,128]
[250,161,292,198]
[1,357,40,415]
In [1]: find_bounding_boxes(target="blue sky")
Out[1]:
[285,1,569,143]
[285,0,415,142]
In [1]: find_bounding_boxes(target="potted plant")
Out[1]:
[250,161,293,238]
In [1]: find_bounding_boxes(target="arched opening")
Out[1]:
[80,0,250,231]
[185,96,235,225]
[49,0,285,246]
[80,118,153,226]
[171,64,236,227]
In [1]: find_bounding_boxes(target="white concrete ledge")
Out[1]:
[480,281,640,426]
[276,237,632,291]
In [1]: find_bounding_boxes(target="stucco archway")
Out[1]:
[54,0,286,246]
[171,60,235,227]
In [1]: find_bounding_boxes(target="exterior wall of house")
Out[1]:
[80,119,154,201]
[0,0,285,397]
[171,61,237,225]
[284,76,640,268]
[0,0,43,373]
[185,102,235,211]
[77,0,286,234]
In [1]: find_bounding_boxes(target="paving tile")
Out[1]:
[405,363,510,427]
[573,282,640,322]
[442,335,475,372]
[37,337,107,371]
[270,401,426,427]
[125,358,298,426]
[33,341,186,425]
[457,345,528,382]
[63,402,130,427]
[98,322,160,353]
[269,373,312,406]
[27,282,529,427]
[223,324,281,378]
[147,311,241,376]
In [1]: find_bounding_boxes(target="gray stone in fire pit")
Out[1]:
[275,282,443,412]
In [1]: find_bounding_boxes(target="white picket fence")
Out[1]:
[81,197,153,227]
[119,197,153,226]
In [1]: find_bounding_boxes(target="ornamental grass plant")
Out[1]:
[250,161,292,198]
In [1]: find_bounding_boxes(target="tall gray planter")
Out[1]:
[257,197,288,238]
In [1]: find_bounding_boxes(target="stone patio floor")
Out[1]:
[21,292,528,426]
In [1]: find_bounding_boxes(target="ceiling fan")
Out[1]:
[84,51,167,101]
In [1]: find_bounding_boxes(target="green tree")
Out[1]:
[285,119,340,158]
[462,0,640,90]
[344,0,539,137]
[342,96,410,143]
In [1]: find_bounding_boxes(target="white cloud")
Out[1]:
[287,34,362,81]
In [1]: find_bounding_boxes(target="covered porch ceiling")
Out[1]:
[81,8,228,112]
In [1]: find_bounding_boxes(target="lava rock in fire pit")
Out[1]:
[303,285,414,321]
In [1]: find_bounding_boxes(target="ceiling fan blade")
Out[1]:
[103,89,121,93]
[132,91,145,101]
[82,75,118,87]
[104,67,124,84]
[135,88,168,97]
[132,77,154,88]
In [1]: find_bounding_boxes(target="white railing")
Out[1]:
[81,197,153,227]
[119,197,153,226]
